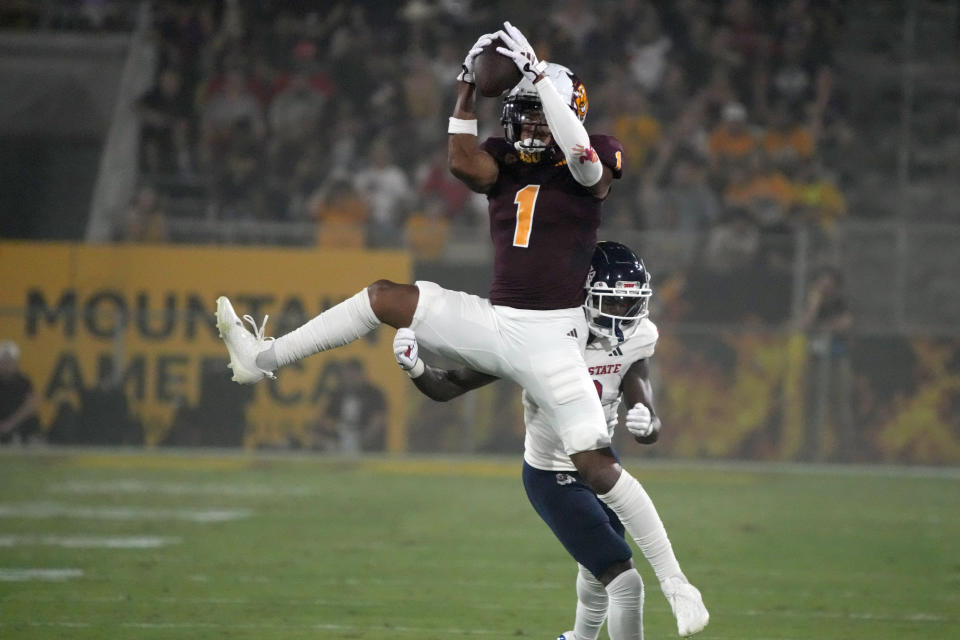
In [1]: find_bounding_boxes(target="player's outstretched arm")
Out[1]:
[393,329,498,402]
[620,358,661,444]
[496,22,612,197]
[448,35,499,194]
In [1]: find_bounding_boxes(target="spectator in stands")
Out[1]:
[627,4,673,94]
[130,0,850,259]
[402,54,443,142]
[800,265,854,461]
[268,69,326,143]
[310,178,369,248]
[549,0,598,55]
[720,0,774,110]
[613,87,662,171]
[702,206,760,275]
[694,206,762,323]
[136,66,192,175]
[325,105,362,178]
[313,359,387,454]
[665,3,716,94]
[353,137,413,248]
[708,101,758,170]
[404,195,450,261]
[267,68,327,198]
[201,67,265,171]
[118,184,168,243]
[723,0,772,66]
[273,105,360,221]
[0,340,40,446]
[761,99,815,166]
[767,22,833,128]
[722,151,796,230]
[652,148,721,233]
[152,2,210,96]
[73,377,144,446]
[792,158,847,234]
[212,118,266,219]
[415,147,472,223]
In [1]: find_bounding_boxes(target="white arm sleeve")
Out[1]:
[535,75,603,187]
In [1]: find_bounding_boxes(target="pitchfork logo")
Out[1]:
[556,473,576,486]
[585,266,596,288]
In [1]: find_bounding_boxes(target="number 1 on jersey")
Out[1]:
[513,184,540,248]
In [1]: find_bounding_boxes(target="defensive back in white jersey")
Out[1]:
[522,317,659,471]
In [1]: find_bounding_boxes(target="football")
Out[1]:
[473,37,522,97]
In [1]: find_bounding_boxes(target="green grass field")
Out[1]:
[0,449,957,639]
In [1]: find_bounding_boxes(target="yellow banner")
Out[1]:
[0,242,412,451]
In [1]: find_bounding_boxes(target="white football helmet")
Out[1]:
[500,62,589,162]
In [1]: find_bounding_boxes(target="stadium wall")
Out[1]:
[0,242,412,451]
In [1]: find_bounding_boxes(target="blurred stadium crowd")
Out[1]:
[1,0,851,259]
[114,0,862,329]
[2,1,958,463]
[6,0,958,328]
[126,0,850,254]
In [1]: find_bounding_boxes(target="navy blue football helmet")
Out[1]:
[583,241,652,342]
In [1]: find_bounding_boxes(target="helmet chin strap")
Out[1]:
[613,319,625,343]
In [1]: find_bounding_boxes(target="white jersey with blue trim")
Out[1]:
[522,318,659,471]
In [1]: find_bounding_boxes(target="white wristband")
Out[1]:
[407,359,425,379]
[448,117,478,136]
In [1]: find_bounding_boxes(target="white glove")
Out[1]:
[457,32,496,84]
[393,328,425,378]
[495,21,547,82]
[625,402,654,438]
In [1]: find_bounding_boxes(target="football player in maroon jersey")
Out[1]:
[215,23,703,639]
[391,242,709,639]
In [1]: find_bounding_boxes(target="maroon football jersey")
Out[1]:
[480,134,624,310]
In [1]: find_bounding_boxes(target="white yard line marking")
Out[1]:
[8,446,960,481]
[3,608,951,637]
[2,620,501,635]
[622,458,960,480]
[0,535,180,549]
[3,592,952,625]
[735,608,951,623]
[16,622,93,628]
[51,480,317,497]
[0,568,83,582]
[0,502,250,522]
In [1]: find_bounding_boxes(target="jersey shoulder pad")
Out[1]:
[588,134,624,179]
[624,318,658,360]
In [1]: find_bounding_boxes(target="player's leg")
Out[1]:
[266,280,418,369]
[402,281,515,372]
[507,310,647,637]
[573,563,608,639]
[523,344,708,640]
[522,461,642,640]
[215,280,418,383]
[570,449,709,637]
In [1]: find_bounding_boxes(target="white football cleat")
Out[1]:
[661,576,709,637]
[215,296,277,384]
[556,633,576,640]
